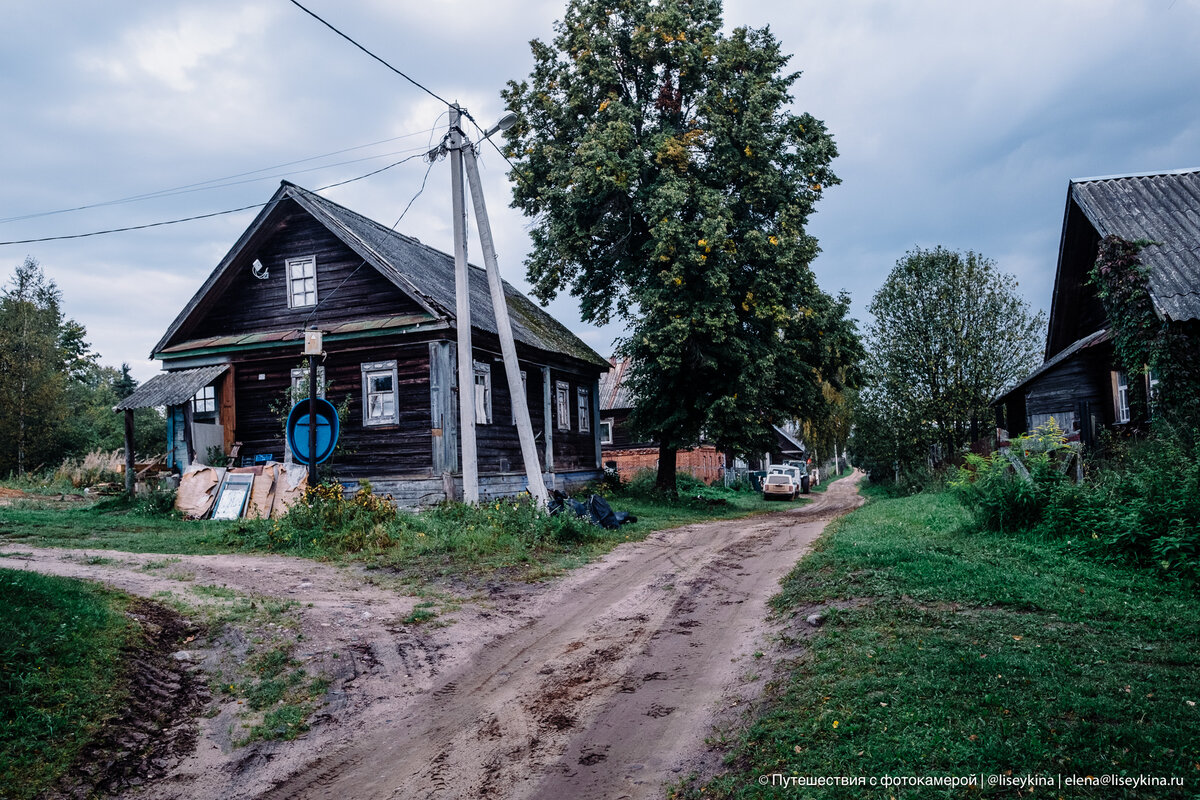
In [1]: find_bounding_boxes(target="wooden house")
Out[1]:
[118,182,608,505]
[995,168,1200,444]
[598,357,730,485]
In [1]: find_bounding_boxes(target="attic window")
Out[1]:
[287,256,317,308]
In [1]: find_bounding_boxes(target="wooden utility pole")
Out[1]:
[449,104,479,503]
[124,410,136,496]
[462,143,548,505]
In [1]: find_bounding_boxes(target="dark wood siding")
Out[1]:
[1022,344,1115,436]
[1046,202,1107,358]
[230,339,433,478]
[603,407,656,449]
[189,205,425,340]
[548,367,598,471]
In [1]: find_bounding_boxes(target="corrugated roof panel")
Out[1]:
[1071,170,1200,322]
[114,365,229,411]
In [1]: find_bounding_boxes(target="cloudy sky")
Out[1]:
[2,0,1197,382]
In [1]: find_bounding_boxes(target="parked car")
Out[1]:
[778,461,811,494]
[762,473,798,501]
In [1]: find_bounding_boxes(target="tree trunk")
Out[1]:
[655,443,678,494]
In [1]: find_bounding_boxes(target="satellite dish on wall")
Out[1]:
[251,258,269,280]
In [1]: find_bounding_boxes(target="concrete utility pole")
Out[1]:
[449,104,479,503]
[463,141,549,505]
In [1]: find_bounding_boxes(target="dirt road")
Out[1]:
[2,472,862,799]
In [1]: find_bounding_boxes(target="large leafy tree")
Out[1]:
[502,0,859,489]
[0,258,77,474]
[856,246,1044,479]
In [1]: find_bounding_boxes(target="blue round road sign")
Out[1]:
[286,398,340,465]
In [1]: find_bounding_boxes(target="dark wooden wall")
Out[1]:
[231,339,433,478]
[1020,344,1115,437]
[220,333,602,481]
[188,203,425,341]
[1046,202,1107,358]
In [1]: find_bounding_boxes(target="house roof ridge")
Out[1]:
[1071,166,1200,184]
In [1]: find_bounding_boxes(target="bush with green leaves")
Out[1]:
[953,419,1074,532]
[955,419,1200,581]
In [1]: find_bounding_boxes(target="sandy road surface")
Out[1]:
[1,472,862,800]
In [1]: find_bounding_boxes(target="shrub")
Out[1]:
[956,419,1200,582]
[268,481,398,553]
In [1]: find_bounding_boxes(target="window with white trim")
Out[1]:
[192,384,216,416]
[577,387,591,433]
[362,360,399,426]
[290,366,326,401]
[555,381,570,431]
[1115,370,1130,423]
[600,418,614,445]
[286,256,317,308]
[474,361,492,424]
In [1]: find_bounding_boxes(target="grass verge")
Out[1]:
[0,478,783,582]
[0,569,135,799]
[676,485,1200,799]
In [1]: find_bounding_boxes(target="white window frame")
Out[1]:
[555,380,571,431]
[192,384,216,416]
[1115,370,1130,424]
[286,256,318,308]
[474,361,492,425]
[290,366,326,401]
[362,360,399,427]
[600,418,614,445]
[577,387,591,433]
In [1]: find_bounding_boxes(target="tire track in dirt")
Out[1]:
[1,473,863,799]
[259,473,864,800]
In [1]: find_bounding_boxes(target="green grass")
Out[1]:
[0,479,783,582]
[0,569,136,799]
[678,486,1200,799]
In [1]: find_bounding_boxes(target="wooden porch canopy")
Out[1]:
[114,365,229,494]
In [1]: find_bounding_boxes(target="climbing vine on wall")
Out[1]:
[1089,235,1200,426]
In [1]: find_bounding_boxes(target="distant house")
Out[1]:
[597,358,811,483]
[598,357,726,484]
[995,168,1200,445]
[117,182,607,505]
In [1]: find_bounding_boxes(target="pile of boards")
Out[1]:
[175,462,308,520]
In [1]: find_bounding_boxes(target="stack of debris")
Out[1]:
[175,462,308,520]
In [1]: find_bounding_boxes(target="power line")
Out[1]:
[0,126,442,225]
[0,204,267,246]
[288,0,452,108]
[306,156,437,325]
[0,152,428,246]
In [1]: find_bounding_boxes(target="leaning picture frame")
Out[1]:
[211,472,255,520]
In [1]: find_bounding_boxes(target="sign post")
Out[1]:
[304,329,323,485]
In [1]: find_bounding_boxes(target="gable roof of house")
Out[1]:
[599,357,635,411]
[1067,168,1200,323]
[154,182,607,368]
